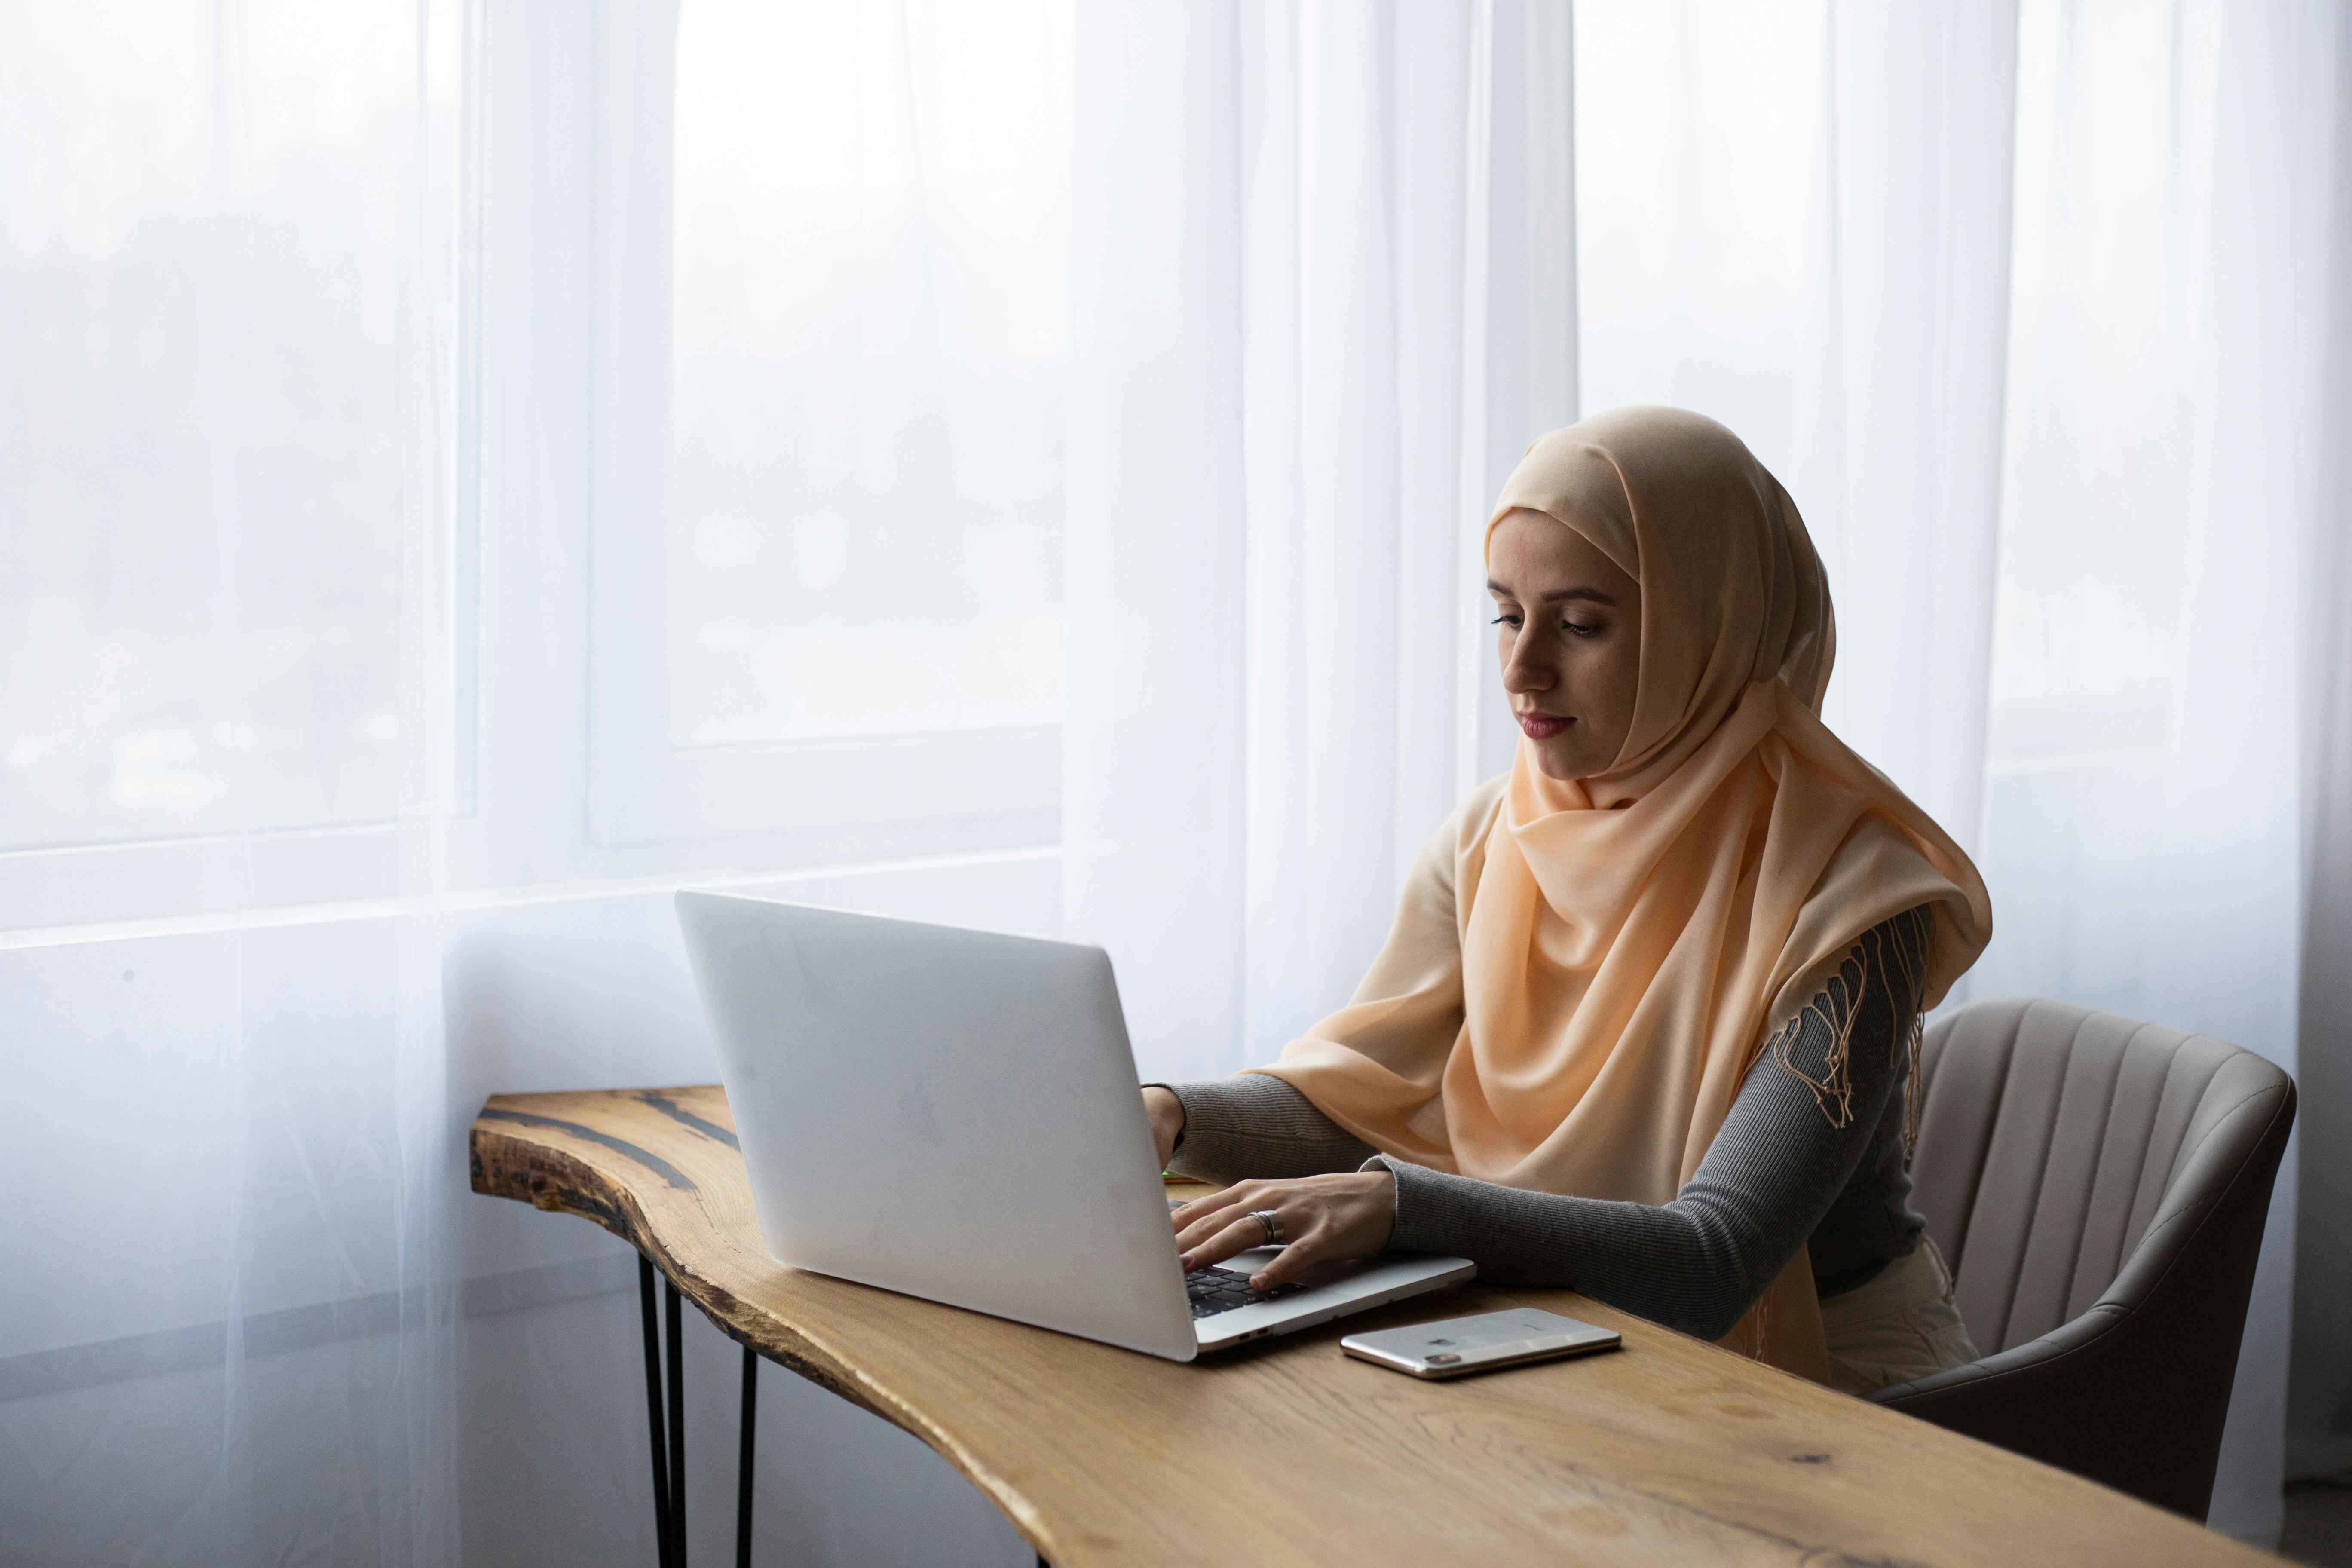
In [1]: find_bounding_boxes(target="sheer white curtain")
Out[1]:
[0,2,462,1561]
[1067,0,2352,1544]
[2,1,1057,1564]
[1971,0,2350,1538]
[1065,0,1575,1084]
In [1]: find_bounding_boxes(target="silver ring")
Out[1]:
[1249,1208,1283,1246]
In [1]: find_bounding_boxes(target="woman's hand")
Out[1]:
[1142,1086,1184,1170]
[1171,1172,1397,1292]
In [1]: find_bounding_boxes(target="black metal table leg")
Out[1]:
[736,1344,757,1568]
[666,1277,689,1567]
[640,1258,675,1568]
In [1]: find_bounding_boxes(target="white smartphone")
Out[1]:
[1341,1306,1621,1379]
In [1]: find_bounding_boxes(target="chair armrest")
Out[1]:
[1871,1300,2128,1405]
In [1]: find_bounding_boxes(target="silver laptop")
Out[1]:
[675,891,1474,1360]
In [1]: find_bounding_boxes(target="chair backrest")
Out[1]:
[1910,997,2289,1355]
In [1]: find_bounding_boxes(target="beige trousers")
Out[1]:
[1819,1237,1981,1396]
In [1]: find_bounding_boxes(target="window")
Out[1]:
[1985,0,2217,775]
[0,4,444,854]
[0,2,454,933]
[668,1,1069,747]
[588,0,1074,848]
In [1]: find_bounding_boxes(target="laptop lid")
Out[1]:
[676,891,1199,1361]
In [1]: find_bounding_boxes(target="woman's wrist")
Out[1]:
[1361,1167,1399,1252]
[1141,1084,1185,1167]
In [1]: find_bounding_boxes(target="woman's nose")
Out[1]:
[1500,639,1551,693]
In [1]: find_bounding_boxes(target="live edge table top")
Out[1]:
[468,1085,2272,1568]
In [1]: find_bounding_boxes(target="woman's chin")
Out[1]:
[1527,739,1611,782]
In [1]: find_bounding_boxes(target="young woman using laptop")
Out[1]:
[1145,407,1992,1393]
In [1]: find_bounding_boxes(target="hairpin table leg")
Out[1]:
[736,1344,758,1568]
[666,1277,689,1567]
[639,1257,675,1568]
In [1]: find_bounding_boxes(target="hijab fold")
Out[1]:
[1260,407,1991,1380]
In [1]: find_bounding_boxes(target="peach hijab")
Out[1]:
[1259,407,1991,1380]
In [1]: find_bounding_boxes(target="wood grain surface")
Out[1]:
[469,1085,2276,1568]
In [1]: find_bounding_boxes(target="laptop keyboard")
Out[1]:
[1186,1268,1302,1320]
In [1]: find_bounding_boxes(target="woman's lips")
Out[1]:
[1518,711,1572,740]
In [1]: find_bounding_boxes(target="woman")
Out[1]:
[1143,407,1991,1391]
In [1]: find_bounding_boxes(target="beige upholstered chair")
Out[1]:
[1867,997,2296,1521]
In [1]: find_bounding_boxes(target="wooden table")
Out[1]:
[469,1086,2275,1567]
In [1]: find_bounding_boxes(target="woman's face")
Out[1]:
[1487,508,1643,782]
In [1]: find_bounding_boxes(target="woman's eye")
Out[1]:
[1563,619,1602,637]
[1490,613,1522,628]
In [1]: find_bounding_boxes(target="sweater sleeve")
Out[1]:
[1148,1075,1378,1184]
[1375,905,1933,1340]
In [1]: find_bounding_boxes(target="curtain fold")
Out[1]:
[2143,0,2347,1527]
[1065,0,1575,1083]
[0,3,462,1560]
[2294,12,2352,1470]
[1791,1,2018,856]
[1974,0,2349,1536]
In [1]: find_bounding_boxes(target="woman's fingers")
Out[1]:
[1241,1222,1327,1290]
[1185,1213,1286,1274]
[1170,1181,1259,1230]
[1168,1173,1397,1289]
[1171,1184,1262,1246]
[1179,1202,1331,1290]
[1174,1189,1274,1262]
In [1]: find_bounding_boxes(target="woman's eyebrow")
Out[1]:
[1488,579,1617,606]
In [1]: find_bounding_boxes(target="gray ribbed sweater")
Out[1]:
[1159,905,1933,1341]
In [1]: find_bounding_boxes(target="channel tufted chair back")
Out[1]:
[1866,997,2295,1520]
